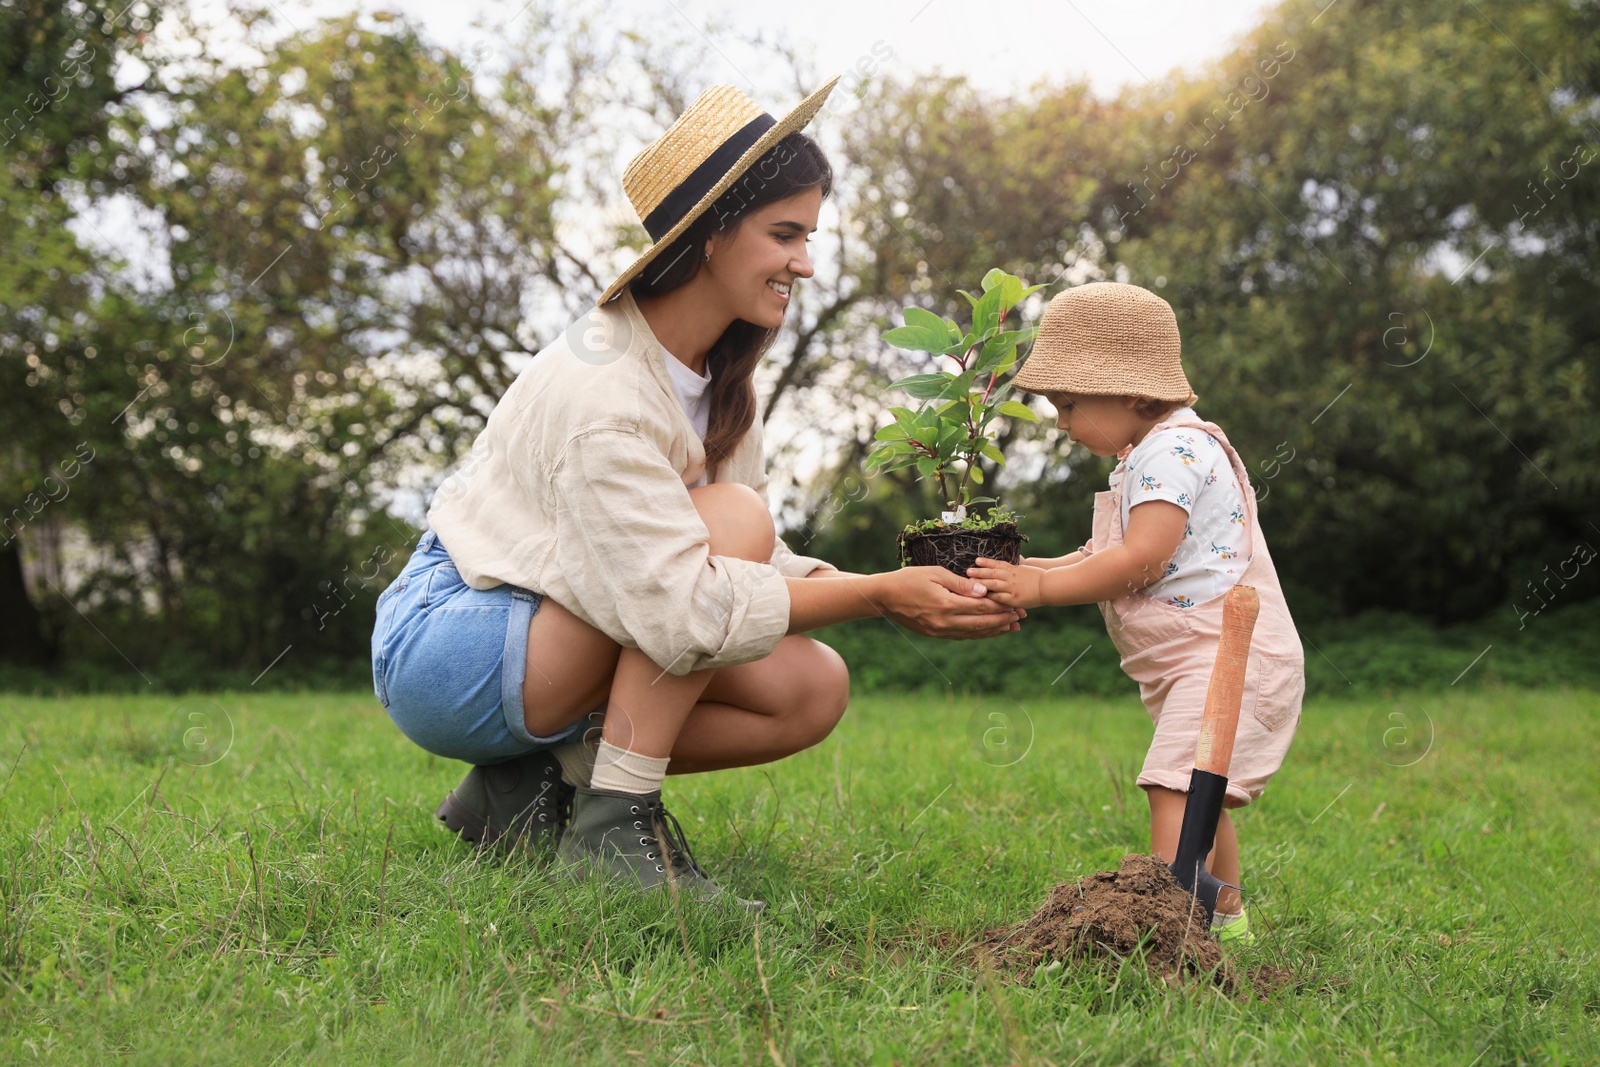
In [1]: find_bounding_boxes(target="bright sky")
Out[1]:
[282,0,1280,98]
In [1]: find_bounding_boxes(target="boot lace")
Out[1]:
[627,797,709,881]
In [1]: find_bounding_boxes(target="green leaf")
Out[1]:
[873,424,910,441]
[968,464,984,484]
[982,267,1006,292]
[889,372,954,400]
[915,457,937,478]
[980,443,1006,466]
[957,289,980,308]
[937,367,978,400]
[881,325,946,353]
[868,449,916,474]
[971,284,1003,337]
[975,328,1030,372]
[997,401,1039,421]
[884,308,951,354]
[997,274,1023,310]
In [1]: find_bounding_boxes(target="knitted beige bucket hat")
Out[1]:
[1014,282,1198,404]
[600,78,839,304]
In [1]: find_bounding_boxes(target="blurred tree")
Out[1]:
[803,0,1599,624]
[5,2,840,680]
[7,0,1597,683]
[1109,0,1600,620]
[5,5,664,675]
[1,0,165,664]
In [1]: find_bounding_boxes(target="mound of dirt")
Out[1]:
[982,853,1231,988]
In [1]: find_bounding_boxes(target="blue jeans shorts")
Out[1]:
[371,529,586,764]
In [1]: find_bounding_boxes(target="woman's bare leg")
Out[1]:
[519,596,619,739]
[520,482,782,750]
[597,482,777,758]
[667,635,848,773]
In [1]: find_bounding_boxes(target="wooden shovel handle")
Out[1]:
[1194,585,1260,777]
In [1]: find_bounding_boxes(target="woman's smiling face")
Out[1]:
[702,186,822,330]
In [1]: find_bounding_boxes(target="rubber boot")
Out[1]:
[435,749,572,852]
[556,786,764,912]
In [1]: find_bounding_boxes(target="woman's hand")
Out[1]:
[874,566,1022,640]
[965,557,1047,610]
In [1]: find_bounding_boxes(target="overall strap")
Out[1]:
[1142,415,1260,531]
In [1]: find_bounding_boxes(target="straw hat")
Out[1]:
[1014,282,1197,404]
[600,78,839,304]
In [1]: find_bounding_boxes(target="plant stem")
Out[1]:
[952,301,1011,507]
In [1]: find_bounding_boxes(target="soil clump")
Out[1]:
[981,853,1232,989]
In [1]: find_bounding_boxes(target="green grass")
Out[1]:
[2,687,1597,1065]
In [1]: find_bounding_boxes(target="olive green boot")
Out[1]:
[556,786,765,912]
[435,749,572,852]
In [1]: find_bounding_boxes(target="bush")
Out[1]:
[811,600,1600,699]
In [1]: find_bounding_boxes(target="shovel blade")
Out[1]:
[1170,859,1224,920]
[1168,767,1231,925]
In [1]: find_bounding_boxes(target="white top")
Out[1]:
[664,350,712,487]
[1112,408,1250,609]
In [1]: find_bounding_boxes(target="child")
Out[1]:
[968,281,1304,944]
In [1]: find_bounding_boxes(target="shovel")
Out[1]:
[1169,584,1259,925]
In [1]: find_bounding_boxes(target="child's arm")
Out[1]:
[968,502,1188,608]
[1022,550,1086,570]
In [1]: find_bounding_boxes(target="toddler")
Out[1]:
[968,282,1305,944]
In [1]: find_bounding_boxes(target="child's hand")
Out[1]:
[966,557,1047,609]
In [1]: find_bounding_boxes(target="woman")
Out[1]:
[371,79,1022,910]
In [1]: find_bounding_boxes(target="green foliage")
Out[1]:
[815,598,1600,698]
[1,6,591,672]
[820,0,1600,624]
[866,269,1041,513]
[5,0,1600,685]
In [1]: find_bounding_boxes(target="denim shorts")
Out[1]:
[371,529,586,764]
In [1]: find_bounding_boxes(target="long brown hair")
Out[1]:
[630,132,833,481]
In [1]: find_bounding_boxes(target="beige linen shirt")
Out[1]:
[426,291,834,676]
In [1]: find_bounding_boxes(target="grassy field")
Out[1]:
[1,687,1597,1065]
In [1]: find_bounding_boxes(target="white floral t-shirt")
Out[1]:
[1111,409,1250,609]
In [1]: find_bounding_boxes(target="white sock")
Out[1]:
[1212,909,1245,928]
[551,740,596,788]
[589,740,669,795]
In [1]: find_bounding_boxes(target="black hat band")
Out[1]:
[641,113,777,241]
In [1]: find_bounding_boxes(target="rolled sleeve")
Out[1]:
[545,428,791,675]
[769,535,835,578]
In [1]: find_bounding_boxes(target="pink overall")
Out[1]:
[1081,413,1304,806]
